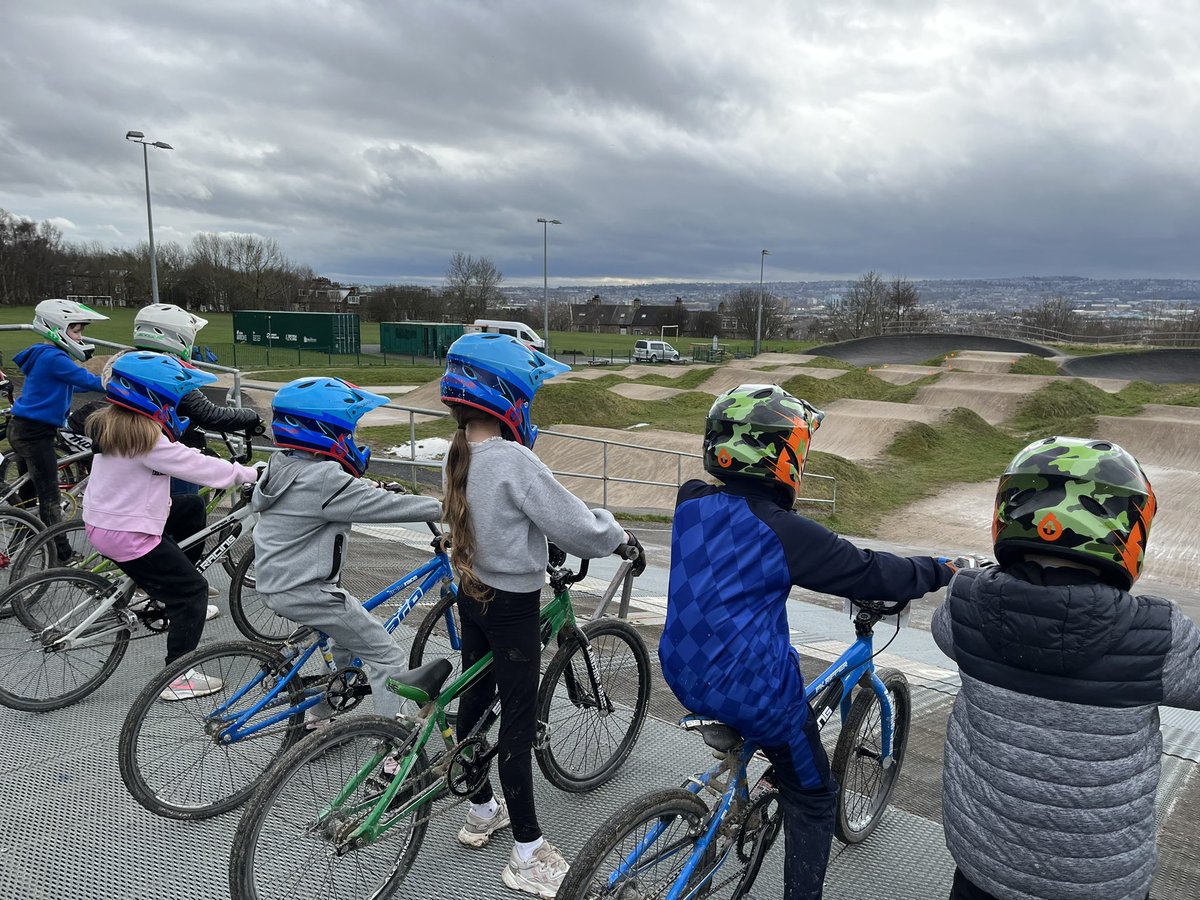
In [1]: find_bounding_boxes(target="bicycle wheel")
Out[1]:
[8,519,108,585]
[0,506,48,611]
[535,617,651,792]
[557,787,711,900]
[212,490,254,579]
[119,640,307,821]
[229,548,295,644]
[831,667,911,844]
[406,588,462,724]
[0,568,129,712]
[229,715,429,900]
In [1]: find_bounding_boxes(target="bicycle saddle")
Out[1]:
[681,715,743,753]
[385,657,453,704]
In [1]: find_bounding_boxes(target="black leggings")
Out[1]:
[455,585,543,843]
[948,870,1150,900]
[110,494,208,666]
[7,416,72,561]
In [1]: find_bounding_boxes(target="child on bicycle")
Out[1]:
[9,299,108,563]
[250,376,441,725]
[82,352,259,699]
[659,384,961,900]
[932,437,1200,900]
[440,332,643,899]
[129,303,264,495]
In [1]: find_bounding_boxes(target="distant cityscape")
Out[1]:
[495,276,1200,320]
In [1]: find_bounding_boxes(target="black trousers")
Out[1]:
[7,416,72,560]
[455,585,543,843]
[110,494,208,666]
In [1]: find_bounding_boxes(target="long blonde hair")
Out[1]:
[86,403,161,457]
[444,405,493,604]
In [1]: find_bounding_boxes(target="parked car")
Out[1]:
[632,339,680,363]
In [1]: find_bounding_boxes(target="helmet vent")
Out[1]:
[1092,442,1112,451]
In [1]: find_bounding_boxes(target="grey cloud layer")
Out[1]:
[3,0,1199,283]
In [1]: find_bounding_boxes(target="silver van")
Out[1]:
[632,339,680,363]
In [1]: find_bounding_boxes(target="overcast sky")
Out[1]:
[4,1,1200,286]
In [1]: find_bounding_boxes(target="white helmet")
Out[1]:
[133,303,209,359]
[32,299,110,361]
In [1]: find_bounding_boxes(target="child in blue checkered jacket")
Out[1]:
[660,385,957,900]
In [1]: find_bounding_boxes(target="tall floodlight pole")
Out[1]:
[537,217,561,356]
[755,249,771,356]
[125,131,174,304]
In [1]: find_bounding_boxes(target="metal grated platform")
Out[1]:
[1,526,1197,899]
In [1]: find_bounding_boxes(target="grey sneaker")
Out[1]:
[458,797,511,848]
[501,839,568,898]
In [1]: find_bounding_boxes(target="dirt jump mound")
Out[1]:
[808,333,1056,366]
[1060,349,1200,385]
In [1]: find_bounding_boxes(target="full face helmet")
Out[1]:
[440,332,570,448]
[32,298,110,361]
[271,377,389,477]
[133,304,209,359]
[993,436,1156,589]
[105,351,217,442]
[703,384,825,501]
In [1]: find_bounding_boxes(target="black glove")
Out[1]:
[382,481,409,494]
[621,530,646,577]
[251,417,267,437]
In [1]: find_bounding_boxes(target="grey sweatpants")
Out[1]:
[262,584,409,720]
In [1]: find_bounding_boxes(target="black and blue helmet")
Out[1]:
[105,351,216,442]
[270,376,389,477]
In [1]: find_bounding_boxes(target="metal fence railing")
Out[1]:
[879,321,1200,348]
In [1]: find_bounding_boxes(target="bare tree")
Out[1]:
[888,277,921,327]
[444,252,503,321]
[1019,296,1080,337]
[725,286,782,340]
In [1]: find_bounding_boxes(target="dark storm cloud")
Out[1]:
[3,0,1199,284]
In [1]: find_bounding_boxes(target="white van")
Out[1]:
[466,319,545,350]
[632,339,680,363]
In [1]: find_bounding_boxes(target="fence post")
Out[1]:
[603,443,609,509]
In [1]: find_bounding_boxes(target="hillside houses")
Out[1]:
[570,295,690,334]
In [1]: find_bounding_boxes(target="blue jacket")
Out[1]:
[11,343,104,427]
[659,479,952,745]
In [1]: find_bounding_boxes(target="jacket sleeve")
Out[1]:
[177,389,261,432]
[517,456,625,559]
[931,599,957,662]
[769,507,953,602]
[318,469,442,524]
[1161,604,1200,710]
[143,439,259,487]
[47,352,103,394]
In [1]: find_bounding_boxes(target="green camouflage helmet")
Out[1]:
[993,436,1156,589]
[703,384,825,497]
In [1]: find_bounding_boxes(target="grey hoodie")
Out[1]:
[251,451,441,595]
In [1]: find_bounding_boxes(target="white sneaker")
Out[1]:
[458,797,511,847]
[205,604,220,621]
[159,668,224,702]
[501,839,569,898]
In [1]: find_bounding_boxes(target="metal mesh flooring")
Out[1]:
[1,529,1197,899]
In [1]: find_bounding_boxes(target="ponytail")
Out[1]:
[444,407,492,605]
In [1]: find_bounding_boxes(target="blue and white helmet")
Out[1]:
[440,333,569,447]
[105,351,217,442]
[271,377,389,476]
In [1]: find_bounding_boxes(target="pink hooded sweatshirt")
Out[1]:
[83,435,257,558]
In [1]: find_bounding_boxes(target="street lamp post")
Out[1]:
[537,217,561,357]
[755,249,771,356]
[125,131,174,304]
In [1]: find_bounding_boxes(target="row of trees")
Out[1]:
[814,271,930,341]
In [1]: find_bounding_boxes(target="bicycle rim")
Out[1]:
[229,548,295,644]
[0,506,48,606]
[558,787,710,900]
[535,618,650,792]
[119,641,305,820]
[0,570,129,711]
[229,716,427,900]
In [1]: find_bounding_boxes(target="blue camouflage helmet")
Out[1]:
[440,332,569,447]
[105,351,217,442]
[270,376,389,476]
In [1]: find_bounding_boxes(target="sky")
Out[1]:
[4,1,1200,286]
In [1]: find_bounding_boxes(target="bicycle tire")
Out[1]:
[8,519,107,585]
[229,715,429,900]
[0,506,50,613]
[228,548,295,644]
[831,667,911,844]
[0,568,129,712]
[534,617,651,792]
[406,587,462,725]
[556,787,711,900]
[119,640,306,821]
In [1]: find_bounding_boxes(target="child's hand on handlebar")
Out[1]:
[619,530,647,577]
[938,554,994,573]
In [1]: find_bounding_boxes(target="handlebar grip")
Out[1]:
[614,543,641,562]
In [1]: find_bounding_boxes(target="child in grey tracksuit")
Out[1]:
[251,450,441,721]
